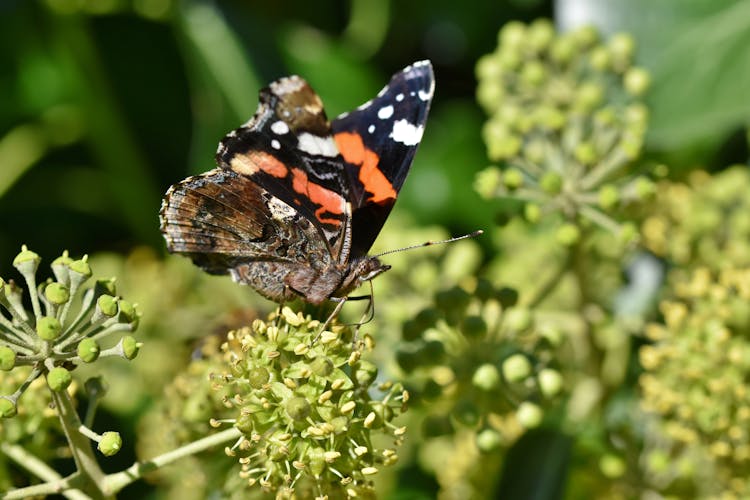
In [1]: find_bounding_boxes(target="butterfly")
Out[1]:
[159,61,434,306]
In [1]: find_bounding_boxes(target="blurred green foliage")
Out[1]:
[3,0,750,498]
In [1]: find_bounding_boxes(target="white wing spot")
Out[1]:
[378,105,394,119]
[368,124,375,134]
[396,93,404,102]
[271,121,290,135]
[297,132,339,157]
[390,119,424,146]
[271,139,281,150]
[267,196,297,221]
[418,88,432,101]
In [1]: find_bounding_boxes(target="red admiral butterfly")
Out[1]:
[159,61,434,305]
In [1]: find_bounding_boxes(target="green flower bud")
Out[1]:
[37,316,62,341]
[94,278,117,297]
[476,54,503,81]
[0,346,16,371]
[575,82,604,111]
[556,223,581,246]
[97,431,122,457]
[395,349,419,373]
[68,257,92,284]
[452,399,480,427]
[435,286,471,315]
[572,25,599,49]
[422,378,444,400]
[472,363,500,391]
[538,368,564,397]
[599,453,626,478]
[496,286,519,308]
[608,33,635,66]
[96,295,118,318]
[462,315,487,339]
[528,19,554,51]
[354,361,378,387]
[418,340,446,364]
[310,356,334,377]
[516,402,543,428]
[77,338,100,363]
[524,203,541,223]
[550,36,575,64]
[476,428,503,452]
[539,171,563,194]
[474,279,495,303]
[415,308,440,331]
[286,396,311,421]
[535,106,566,130]
[634,176,656,199]
[51,251,74,284]
[502,353,532,382]
[248,366,270,389]
[476,81,504,110]
[589,46,610,70]
[618,222,639,245]
[574,142,597,166]
[401,319,424,342]
[47,367,72,392]
[499,21,526,50]
[120,336,140,360]
[485,127,521,161]
[0,398,17,418]
[624,67,650,96]
[503,168,524,190]
[117,299,137,325]
[539,326,563,346]
[44,282,70,305]
[475,166,503,199]
[13,245,41,274]
[597,184,620,210]
[505,307,532,331]
[520,61,546,87]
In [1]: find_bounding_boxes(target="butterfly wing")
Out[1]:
[331,60,435,257]
[215,76,352,256]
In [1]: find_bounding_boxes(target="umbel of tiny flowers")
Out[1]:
[639,266,750,497]
[200,307,408,498]
[398,279,566,450]
[474,20,656,242]
[0,246,140,422]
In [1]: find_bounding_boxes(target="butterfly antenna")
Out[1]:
[373,230,483,258]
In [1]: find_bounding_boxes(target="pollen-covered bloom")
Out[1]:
[182,307,409,498]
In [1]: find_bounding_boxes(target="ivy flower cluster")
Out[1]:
[0,246,139,421]
[641,166,750,269]
[395,279,566,497]
[474,20,654,243]
[640,266,750,497]
[154,307,409,499]
[399,280,566,446]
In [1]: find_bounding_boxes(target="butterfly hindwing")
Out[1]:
[159,168,332,277]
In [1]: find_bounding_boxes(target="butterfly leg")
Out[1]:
[311,296,348,345]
